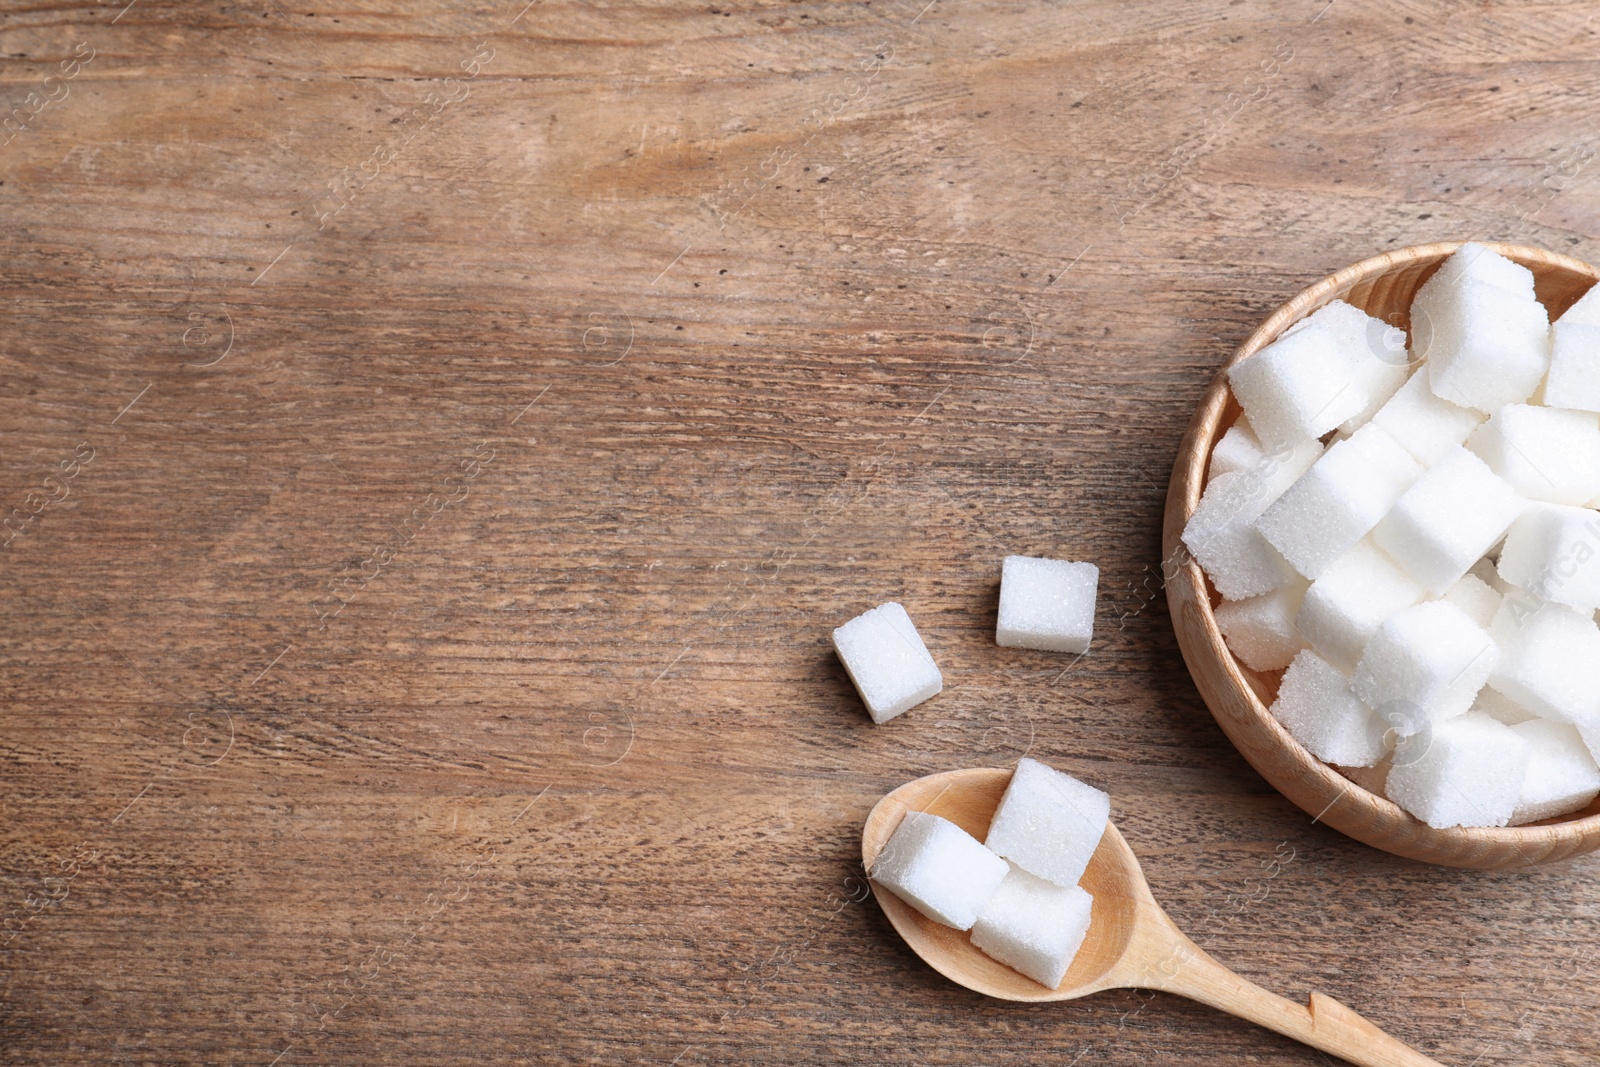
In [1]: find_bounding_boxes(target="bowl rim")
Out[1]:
[1163,240,1600,866]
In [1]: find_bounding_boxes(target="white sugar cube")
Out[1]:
[1296,540,1427,673]
[1215,578,1309,672]
[970,865,1094,989]
[1498,503,1600,612]
[1387,711,1530,828]
[996,556,1099,654]
[1269,650,1390,766]
[1351,601,1498,735]
[1486,599,1600,727]
[985,757,1109,889]
[1182,441,1323,601]
[1441,572,1502,629]
[1208,420,1266,483]
[1371,446,1524,594]
[1545,320,1600,414]
[1413,252,1550,413]
[869,811,1009,930]
[1255,424,1423,579]
[1424,242,1536,298]
[1466,404,1600,506]
[832,602,943,724]
[1228,300,1410,449]
[1510,719,1600,825]
[1371,367,1487,466]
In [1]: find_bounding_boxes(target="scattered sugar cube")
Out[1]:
[1371,367,1487,466]
[1255,424,1423,579]
[1387,711,1530,828]
[1182,441,1323,601]
[869,810,1010,930]
[1270,650,1390,766]
[1413,251,1550,413]
[1556,280,1600,326]
[1510,719,1600,825]
[970,865,1094,989]
[996,556,1099,654]
[1544,320,1600,414]
[1466,404,1600,506]
[1442,572,1502,629]
[1423,242,1537,299]
[832,602,943,724]
[1371,446,1524,594]
[1351,601,1498,735]
[985,757,1110,889]
[1486,599,1600,727]
[1498,503,1600,612]
[1471,687,1537,726]
[1208,420,1266,483]
[1228,300,1410,449]
[1215,578,1309,672]
[1296,540,1426,673]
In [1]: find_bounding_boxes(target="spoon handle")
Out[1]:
[1121,911,1445,1067]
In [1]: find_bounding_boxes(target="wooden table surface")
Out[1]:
[3,1,1597,1063]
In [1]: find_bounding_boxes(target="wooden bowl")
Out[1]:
[1162,241,1600,869]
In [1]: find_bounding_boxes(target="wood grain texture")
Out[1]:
[2,0,1599,1064]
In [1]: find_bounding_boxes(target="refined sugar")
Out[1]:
[1215,578,1309,672]
[1182,440,1322,600]
[1269,650,1390,766]
[1228,300,1411,449]
[1471,687,1536,726]
[996,556,1099,654]
[1497,503,1600,612]
[1351,600,1498,735]
[985,757,1110,888]
[1255,424,1423,579]
[869,810,1009,930]
[1387,711,1530,828]
[1371,367,1486,466]
[832,602,943,724]
[1208,420,1266,483]
[1442,572,1502,629]
[1413,259,1549,412]
[1510,719,1600,825]
[1486,599,1600,726]
[969,865,1094,989]
[1423,242,1537,298]
[1466,404,1600,506]
[1544,320,1600,414]
[1295,540,1426,673]
[1557,280,1600,326]
[1371,446,1524,594]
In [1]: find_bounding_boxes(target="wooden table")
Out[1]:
[2,2,1596,1063]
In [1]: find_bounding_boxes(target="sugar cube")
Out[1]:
[1215,578,1309,672]
[996,555,1099,654]
[1466,404,1600,506]
[869,811,1010,930]
[985,757,1110,889]
[1544,319,1600,414]
[1423,242,1536,299]
[970,865,1094,989]
[1269,650,1390,766]
[1509,719,1600,825]
[1413,254,1550,412]
[1228,300,1410,449]
[1351,601,1498,735]
[1441,571,1502,629]
[1371,446,1524,594]
[1182,440,1324,601]
[1497,503,1600,612]
[1387,711,1530,828]
[1295,539,1426,673]
[1255,424,1423,579]
[1208,420,1266,483]
[1371,367,1486,466]
[832,602,943,724]
[1486,599,1600,726]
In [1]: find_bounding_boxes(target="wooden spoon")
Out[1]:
[862,768,1445,1067]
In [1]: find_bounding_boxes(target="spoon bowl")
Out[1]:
[864,768,1448,1066]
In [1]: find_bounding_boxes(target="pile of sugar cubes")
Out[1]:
[1185,243,1600,829]
[870,758,1109,988]
[831,555,1099,723]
